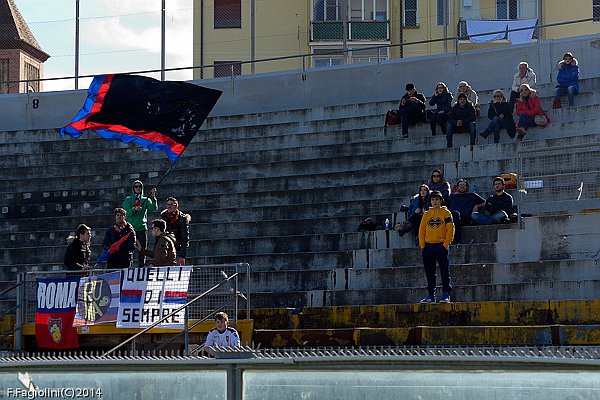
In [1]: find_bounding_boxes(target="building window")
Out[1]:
[25,62,39,92]
[350,0,388,21]
[594,0,600,21]
[404,0,417,27]
[314,0,340,21]
[214,0,241,29]
[497,0,518,20]
[0,59,8,94]
[214,61,241,78]
[437,0,447,25]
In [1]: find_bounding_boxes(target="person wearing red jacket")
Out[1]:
[515,83,547,140]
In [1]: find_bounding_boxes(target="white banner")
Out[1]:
[117,266,191,329]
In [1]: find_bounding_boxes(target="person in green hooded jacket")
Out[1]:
[123,180,158,267]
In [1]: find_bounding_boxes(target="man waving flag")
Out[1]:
[60,74,222,162]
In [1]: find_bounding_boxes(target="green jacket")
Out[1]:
[123,180,158,232]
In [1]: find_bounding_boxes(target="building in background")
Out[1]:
[0,0,50,94]
[193,0,598,78]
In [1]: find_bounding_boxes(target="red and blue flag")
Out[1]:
[60,74,222,162]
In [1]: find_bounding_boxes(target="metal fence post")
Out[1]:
[15,272,24,351]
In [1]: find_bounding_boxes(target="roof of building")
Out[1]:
[0,0,50,61]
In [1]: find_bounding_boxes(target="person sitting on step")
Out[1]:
[515,84,546,141]
[395,184,430,244]
[509,62,537,111]
[452,80,481,117]
[553,52,579,108]
[398,83,427,139]
[471,177,513,225]
[449,178,485,243]
[446,93,477,148]
[480,89,516,143]
[428,82,453,137]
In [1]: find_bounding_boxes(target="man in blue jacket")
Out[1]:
[553,52,579,108]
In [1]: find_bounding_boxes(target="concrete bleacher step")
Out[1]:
[247,259,600,295]
[253,325,600,347]
[250,279,600,308]
[250,299,600,347]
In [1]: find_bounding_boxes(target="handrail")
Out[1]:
[101,271,240,358]
[0,17,594,87]
[0,281,21,298]
[153,296,236,353]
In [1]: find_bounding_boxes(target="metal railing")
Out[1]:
[15,263,250,352]
[0,17,595,91]
[516,142,600,227]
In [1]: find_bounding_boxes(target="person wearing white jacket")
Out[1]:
[509,62,537,110]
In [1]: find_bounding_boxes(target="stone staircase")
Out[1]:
[1,37,600,349]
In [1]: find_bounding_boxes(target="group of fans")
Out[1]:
[63,180,190,272]
[392,52,580,147]
[393,169,515,304]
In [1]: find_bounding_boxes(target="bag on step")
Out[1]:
[501,173,517,190]
[383,109,400,135]
[357,217,378,232]
[534,113,549,127]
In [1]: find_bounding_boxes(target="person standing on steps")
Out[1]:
[124,180,158,267]
[160,197,191,266]
[419,191,455,304]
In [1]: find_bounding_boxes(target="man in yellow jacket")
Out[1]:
[419,190,455,303]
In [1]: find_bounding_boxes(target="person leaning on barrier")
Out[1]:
[64,224,92,272]
[202,312,240,357]
[134,219,177,267]
[160,197,191,266]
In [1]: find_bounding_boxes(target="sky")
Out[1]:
[14,0,194,92]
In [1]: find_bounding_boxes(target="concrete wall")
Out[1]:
[1,34,599,133]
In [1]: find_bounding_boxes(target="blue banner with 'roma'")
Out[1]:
[35,277,79,349]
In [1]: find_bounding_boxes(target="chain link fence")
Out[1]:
[517,143,600,219]
[1,1,598,92]
[19,264,249,326]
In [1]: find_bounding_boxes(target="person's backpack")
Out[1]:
[383,109,400,135]
[357,217,378,232]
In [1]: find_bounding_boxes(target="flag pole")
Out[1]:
[94,160,178,268]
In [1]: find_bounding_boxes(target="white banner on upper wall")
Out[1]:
[117,266,191,329]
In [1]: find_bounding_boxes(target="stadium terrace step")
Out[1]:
[253,324,600,347]
[250,279,600,308]
[247,259,600,295]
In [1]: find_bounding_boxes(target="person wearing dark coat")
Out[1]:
[398,83,427,139]
[480,89,516,143]
[427,168,451,206]
[64,224,92,272]
[135,219,177,267]
[160,197,191,266]
[446,92,477,148]
[428,82,453,137]
[102,208,136,269]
